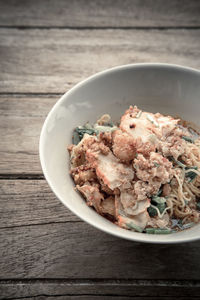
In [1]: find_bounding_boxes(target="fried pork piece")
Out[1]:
[119,105,179,155]
[99,180,114,195]
[117,211,150,231]
[134,152,174,186]
[86,149,134,190]
[69,133,110,167]
[118,180,152,217]
[101,196,116,217]
[120,189,150,216]
[112,130,136,162]
[77,184,104,213]
[115,194,150,230]
[69,134,97,167]
[120,106,157,144]
[77,184,116,217]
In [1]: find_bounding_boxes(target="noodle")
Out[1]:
[166,144,200,224]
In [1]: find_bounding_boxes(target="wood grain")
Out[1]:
[0,29,199,94]
[0,296,197,300]
[0,180,79,228]
[1,179,200,281]
[0,0,199,28]
[0,280,200,299]
[0,95,58,174]
[1,219,200,279]
[0,296,198,300]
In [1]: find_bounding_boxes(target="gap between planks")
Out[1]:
[1,278,200,286]
[0,174,44,180]
[1,279,200,299]
[0,26,200,30]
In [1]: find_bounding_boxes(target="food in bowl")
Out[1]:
[68,105,200,234]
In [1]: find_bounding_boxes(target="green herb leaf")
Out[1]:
[182,136,194,143]
[185,170,198,182]
[84,123,93,129]
[196,202,200,211]
[126,222,143,233]
[157,203,166,214]
[152,196,166,204]
[155,187,163,197]
[147,205,157,217]
[103,121,114,127]
[145,228,172,234]
[151,196,166,214]
[181,222,195,229]
[171,219,180,228]
[153,162,160,168]
[168,156,186,168]
[74,127,98,141]
[72,130,81,145]
[185,166,198,170]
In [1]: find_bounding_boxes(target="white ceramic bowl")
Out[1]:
[39,63,200,244]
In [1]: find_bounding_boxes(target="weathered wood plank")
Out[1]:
[1,221,200,279]
[0,180,79,228]
[0,96,57,174]
[0,0,199,27]
[0,280,200,299]
[0,297,198,300]
[0,29,200,93]
[0,297,197,300]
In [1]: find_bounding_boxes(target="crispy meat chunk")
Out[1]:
[77,184,104,213]
[112,130,137,162]
[86,150,134,190]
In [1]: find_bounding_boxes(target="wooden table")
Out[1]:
[0,1,200,299]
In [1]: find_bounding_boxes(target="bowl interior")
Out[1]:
[40,64,200,243]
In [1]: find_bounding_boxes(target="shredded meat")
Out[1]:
[71,164,96,185]
[99,131,113,149]
[134,152,174,185]
[158,135,187,160]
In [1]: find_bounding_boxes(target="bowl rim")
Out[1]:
[39,63,200,244]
